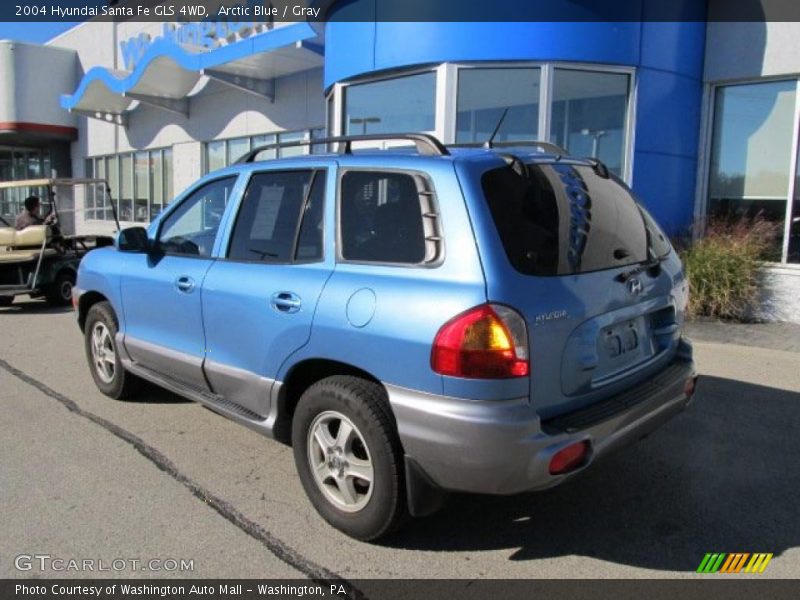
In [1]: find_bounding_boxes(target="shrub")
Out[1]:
[679,217,781,320]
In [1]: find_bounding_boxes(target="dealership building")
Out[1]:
[0,1,799,321]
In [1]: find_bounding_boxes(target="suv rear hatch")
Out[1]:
[466,157,686,418]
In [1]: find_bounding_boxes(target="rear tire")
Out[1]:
[45,270,75,307]
[292,376,407,541]
[84,301,141,400]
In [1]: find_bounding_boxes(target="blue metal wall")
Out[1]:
[323,3,707,233]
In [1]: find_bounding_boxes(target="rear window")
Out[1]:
[481,162,668,276]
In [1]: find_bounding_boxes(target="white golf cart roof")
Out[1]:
[0,178,109,190]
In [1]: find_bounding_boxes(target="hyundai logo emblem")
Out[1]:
[627,278,644,296]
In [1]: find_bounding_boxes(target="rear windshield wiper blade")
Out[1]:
[615,254,668,282]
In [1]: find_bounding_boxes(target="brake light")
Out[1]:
[431,304,529,379]
[549,441,590,475]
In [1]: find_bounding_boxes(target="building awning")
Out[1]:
[60,21,323,125]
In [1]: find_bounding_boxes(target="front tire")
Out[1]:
[292,376,406,541]
[84,301,141,399]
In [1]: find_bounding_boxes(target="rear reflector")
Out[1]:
[549,441,590,475]
[684,375,698,398]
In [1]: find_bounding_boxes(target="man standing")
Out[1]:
[15,196,55,230]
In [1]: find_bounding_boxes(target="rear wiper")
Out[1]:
[615,254,668,282]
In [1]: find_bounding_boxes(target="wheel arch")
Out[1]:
[273,358,391,445]
[78,290,109,332]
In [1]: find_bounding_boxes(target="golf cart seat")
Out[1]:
[0,225,57,263]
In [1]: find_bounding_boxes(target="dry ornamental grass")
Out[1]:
[679,217,781,320]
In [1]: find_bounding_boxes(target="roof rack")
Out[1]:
[237,132,450,163]
[449,140,568,155]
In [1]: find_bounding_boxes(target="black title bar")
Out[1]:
[5,0,800,23]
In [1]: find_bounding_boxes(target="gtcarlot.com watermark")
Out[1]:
[14,554,194,573]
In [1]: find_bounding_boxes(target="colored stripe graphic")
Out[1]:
[744,553,774,573]
[697,553,726,573]
[697,553,773,574]
[720,553,749,573]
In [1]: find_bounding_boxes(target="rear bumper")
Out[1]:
[387,339,696,495]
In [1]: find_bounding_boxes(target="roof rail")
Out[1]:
[449,140,568,155]
[237,132,450,163]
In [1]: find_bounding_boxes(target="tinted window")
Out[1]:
[159,176,236,257]
[481,162,660,275]
[228,170,324,263]
[340,171,427,264]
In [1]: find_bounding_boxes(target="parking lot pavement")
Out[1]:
[1,297,799,580]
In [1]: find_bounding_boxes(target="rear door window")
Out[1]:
[481,162,665,275]
[339,170,439,265]
[228,170,325,263]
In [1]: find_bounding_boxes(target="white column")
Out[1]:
[172,141,203,198]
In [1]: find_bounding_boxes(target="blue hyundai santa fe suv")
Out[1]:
[75,134,697,541]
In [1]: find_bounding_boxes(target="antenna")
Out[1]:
[484,108,509,149]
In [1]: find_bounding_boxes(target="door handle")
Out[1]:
[271,291,302,313]
[175,275,195,293]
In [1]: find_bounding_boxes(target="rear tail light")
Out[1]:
[549,441,590,475]
[431,303,529,379]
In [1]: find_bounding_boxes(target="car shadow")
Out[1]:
[132,383,193,404]
[384,376,800,572]
[0,297,73,315]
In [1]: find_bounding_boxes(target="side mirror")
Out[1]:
[115,226,150,253]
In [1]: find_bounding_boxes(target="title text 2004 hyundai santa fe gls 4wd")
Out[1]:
[74,134,697,541]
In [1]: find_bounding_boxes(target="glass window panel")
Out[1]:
[227,137,251,165]
[205,140,226,174]
[310,127,326,154]
[481,162,651,276]
[251,134,277,160]
[163,148,173,203]
[120,154,133,222]
[295,171,326,261]
[456,67,541,143]
[789,142,800,263]
[43,152,51,178]
[93,158,109,222]
[158,176,237,257]
[150,150,163,219]
[0,149,12,220]
[227,170,315,262]
[13,150,26,179]
[708,80,796,260]
[340,171,426,264]
[550,69,630,175]
[134,151,149,222]
[106,156,118,221]
[27,151,42,179]
[278,131,306,157]
[84,159,95,218]
[344,72,436,135]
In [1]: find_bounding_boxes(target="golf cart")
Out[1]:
[0,178,118,307]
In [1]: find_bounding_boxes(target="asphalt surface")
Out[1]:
[1,297,799,580]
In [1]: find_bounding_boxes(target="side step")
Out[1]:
[122,360,275,436]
